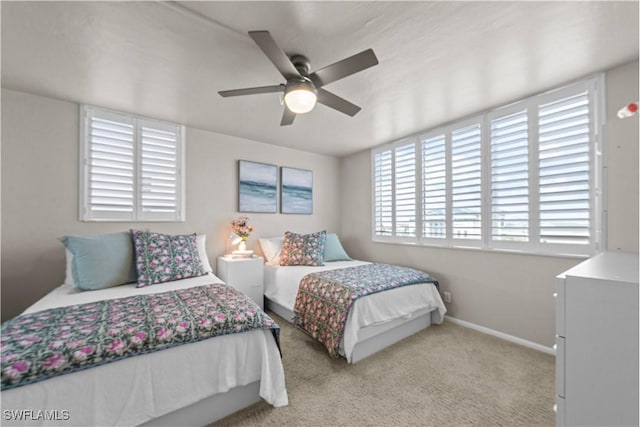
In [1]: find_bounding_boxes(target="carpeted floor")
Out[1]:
[213,312,555,426]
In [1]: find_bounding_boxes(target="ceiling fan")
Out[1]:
[218,31,379,126]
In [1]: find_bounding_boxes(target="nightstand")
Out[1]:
[217,256,264,310]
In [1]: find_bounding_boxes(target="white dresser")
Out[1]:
[555,251,639,426]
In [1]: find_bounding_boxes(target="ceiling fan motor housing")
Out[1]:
[289,55,311,76]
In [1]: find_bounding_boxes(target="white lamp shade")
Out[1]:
[284,82,317,114]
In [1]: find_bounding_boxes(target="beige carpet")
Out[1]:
[213,313,555,426]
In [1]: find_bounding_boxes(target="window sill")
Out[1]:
[371,238,592,260]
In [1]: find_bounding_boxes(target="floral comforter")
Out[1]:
[1,283,280,391]
[292,263,437,358]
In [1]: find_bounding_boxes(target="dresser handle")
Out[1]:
[553,344,557,351]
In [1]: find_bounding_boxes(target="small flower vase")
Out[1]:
[238,240,247,252]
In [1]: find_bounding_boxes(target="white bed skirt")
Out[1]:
[266,297,438,363]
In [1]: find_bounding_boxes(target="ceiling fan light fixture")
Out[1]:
[284,80,317,114]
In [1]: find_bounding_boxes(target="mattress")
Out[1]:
[264,260,446,360]
[2,274,288,426]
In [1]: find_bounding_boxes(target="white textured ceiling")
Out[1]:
[2,1,638,157]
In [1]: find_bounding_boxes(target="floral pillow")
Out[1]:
[131,230,206,287]
[279,230,327,266]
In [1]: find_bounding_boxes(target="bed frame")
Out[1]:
[142,381,261,426]
[265,298,433,363]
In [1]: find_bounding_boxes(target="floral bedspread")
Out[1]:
[292,263,437,358]
[1,283,280,391]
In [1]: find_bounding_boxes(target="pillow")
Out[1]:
[131,230,206,288]
[323,233,352,262]
[59,232,137,291]
[259,237,284,264]
[63,248,75,286]
[196,234,213,273]
[63,234,212,285]
[279,230,327,267]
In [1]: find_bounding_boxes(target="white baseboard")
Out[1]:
[444,315,555,355]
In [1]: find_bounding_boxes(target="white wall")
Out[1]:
[339,60,639,348]
[1,88,341,321]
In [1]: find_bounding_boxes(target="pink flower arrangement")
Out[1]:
[231,216,254,241]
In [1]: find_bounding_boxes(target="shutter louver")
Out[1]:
[395,143,416,237]
[374,150,393,236]
[140,123,180,219]
[538,92,591,245]
[422,135,446,238]
[87,115,135,220]
[490,110,529,242]
[451,124,482,240]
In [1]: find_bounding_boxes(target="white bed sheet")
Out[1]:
[2,274,288,426]
[264,261,446,361]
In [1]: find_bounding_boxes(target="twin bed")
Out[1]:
[1,230,446,426]
[1,274,287,427]
[264,260,446,363]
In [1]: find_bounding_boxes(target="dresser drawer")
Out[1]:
[555,276,565,337]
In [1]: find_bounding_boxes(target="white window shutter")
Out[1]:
[490,110,529,243]
[81,106,184,222]
[84,109,136,221]
[373,149,393,237]
[422,134,446,239]
[394,143,416,237]
[140,120,183,221]
[451,124,482,240]
[538,92,591,246]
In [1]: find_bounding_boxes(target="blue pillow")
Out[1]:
[323,233,352,262]
[60,232,137,291]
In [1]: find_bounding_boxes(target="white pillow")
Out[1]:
[64,248,75,286]
[196,234,213,273]
[259,237,284,264]
[63,234,213,285]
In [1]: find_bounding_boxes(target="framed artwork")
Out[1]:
[281,167,313,214]
[238,160,277,213]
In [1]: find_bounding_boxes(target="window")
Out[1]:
[372,75,603,256]
[80,106,185,222]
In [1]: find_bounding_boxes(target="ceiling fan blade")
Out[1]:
[280,107,296,126]
[316,89,362,117]
[218,85,284,97]
[249,31,301,80]
[309,49,378,88]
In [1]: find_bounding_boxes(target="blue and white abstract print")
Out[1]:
[239,160,277,213]
[281,167,312,214]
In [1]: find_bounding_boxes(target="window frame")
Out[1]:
[371,74,605,257]
[79,105,186,222]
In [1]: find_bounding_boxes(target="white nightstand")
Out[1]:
[217,256,264,309]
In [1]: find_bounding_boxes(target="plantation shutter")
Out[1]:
[140,121,182,220]
[373,149,393,236]
[85,109,136,220]
[394,143,416,237]
[451,124,482,240]
[82,106,184,222]
[538,92,591,245]
[422,134,446,238]
[490,110,529,243]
